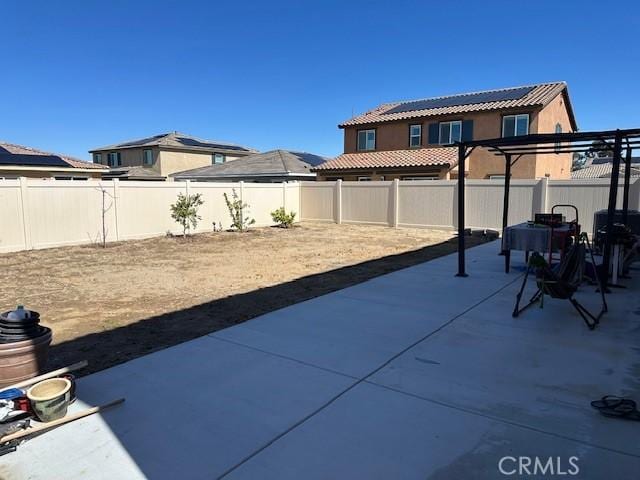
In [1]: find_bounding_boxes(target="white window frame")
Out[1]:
[401,175,439,181]
[357,129,376,151]
[502,114,529,137]
[107,152,121,167]
[438,121,462,145]
[93,153,102,164]
[143,149,153,166]
[213,153,225,164]
[409,124,422,148]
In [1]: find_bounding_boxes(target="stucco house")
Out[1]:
[89,131,257,179]
[314,82,577,181]
[0,142,106,179]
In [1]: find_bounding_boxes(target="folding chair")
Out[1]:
[512,233,607,330]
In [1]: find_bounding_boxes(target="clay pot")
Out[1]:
[0,327,52,388]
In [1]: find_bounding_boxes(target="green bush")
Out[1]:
[170,192,204,237]
[271,207,296,228]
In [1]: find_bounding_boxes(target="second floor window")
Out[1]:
[213,153,225,164]
[409,124,422,147]
[502,114,529,137]
[107,152,121,167]
[554,123,562,153]
[143,149,153,166]
[93,153,102,164]
[439,121,462,145]
[357,129,375,151]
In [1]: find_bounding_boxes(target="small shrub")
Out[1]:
[224,189,255,232]
[271,207,296,228]
[170,193,204,237]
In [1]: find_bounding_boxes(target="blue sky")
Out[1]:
[2,0,639,160]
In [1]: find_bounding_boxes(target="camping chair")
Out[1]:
[512,232,607,330]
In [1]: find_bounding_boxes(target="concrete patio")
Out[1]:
[2,240,639,479]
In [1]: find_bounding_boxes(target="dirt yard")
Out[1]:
[1,222,489,375]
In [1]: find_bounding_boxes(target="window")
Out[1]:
[93,153,102,164]
[488,174,506,180]
[439,121,462,145]
[357,129,376,151]
[409,124,422,148]
[401,175,439,181]
[213,153,225,164]
[143,149,153,166]
[357,176,372,181]
[554,123,562,153]
[54,176,89,181]
[502,114,529,137]
[107,152,121,167]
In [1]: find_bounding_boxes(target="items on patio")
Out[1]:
[0,360,124,457]
[590,396,640,421]
[0,306,52,387]
[512,232,607,330]
[502,205,579,274]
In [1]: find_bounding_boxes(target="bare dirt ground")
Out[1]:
[0,222,489,375]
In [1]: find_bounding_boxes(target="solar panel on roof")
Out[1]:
[176,137,249,151]
[119,134,166,147]
[0,153,69,167]
[383,86,535,115]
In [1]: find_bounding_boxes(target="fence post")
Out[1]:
[112,179,120,241]
[539,176,549,213]
[282,182,287,210]
[335,179,342,224]
[392,179,400,227]
[630,178,640,210]
[18,177,32,250]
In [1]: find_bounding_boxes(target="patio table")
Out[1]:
[502,222,572,273]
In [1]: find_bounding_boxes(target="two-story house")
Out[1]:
[90,131,257,179]
[314,82,577,181]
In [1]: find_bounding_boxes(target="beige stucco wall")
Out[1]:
[93,147,161,173]
[157,149,214,177]
[341,91,574,180]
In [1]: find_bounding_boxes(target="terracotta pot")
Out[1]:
[0,327,52,388]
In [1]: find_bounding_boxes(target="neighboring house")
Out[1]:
[172,149,325,182]
[0,142,106,179]
[314,82,577,181]
[89,131,257,179]
[572,156,640,179]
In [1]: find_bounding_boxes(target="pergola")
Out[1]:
[455,128,640,289]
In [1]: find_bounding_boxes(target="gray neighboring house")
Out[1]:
[171,149,327,182]
[572,156,640,179]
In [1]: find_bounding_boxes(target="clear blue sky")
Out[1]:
[2,0,639,161]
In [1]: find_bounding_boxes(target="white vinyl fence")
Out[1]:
[300,178,640,235]
[0,179,300,253]
[2,177,639,253]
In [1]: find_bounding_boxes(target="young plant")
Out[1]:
[170,192,204,237]
[270,207,296,228]
[224,189,255,232]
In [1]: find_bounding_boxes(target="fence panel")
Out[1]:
[341,181,392,225]
[398,180,456,229]
[0,180,27,252]
[299,182,335,221]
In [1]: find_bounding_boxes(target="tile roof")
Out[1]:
[340,82,574,128]
[313,147,457,171]
[172,150,327,179]
[0,142,106,169]
[90,131,257,154]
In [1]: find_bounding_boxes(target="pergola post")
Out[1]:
[622,147,632,225]
[500,153,512,253]
[456,144,467,277]
[600,130,624,290]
